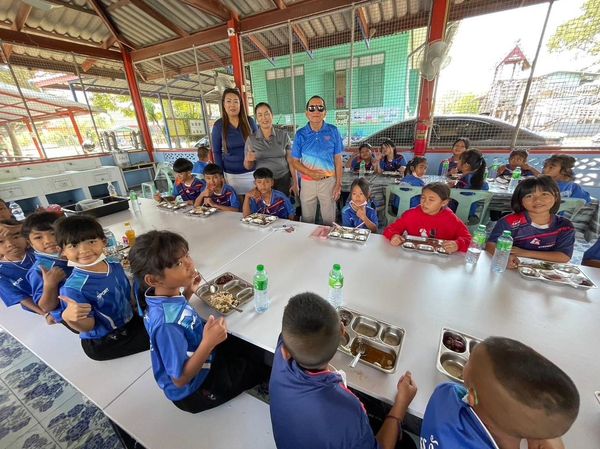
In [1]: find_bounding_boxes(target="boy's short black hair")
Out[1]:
[253,167,274,180]
[482,337,579,423]
[509,149,529,160]
[0,218,21,226]
[128,230,189,284]
[22,211,61,239]
[282,292,340,369]
[511,175,560,215]
[544,154,575,180]
[197,146,210,159]
[54,215,105,247]
[203,163,224,177]
[173,158,193,173]
[422,182,451,201]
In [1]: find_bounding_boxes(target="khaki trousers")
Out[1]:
[300,176,336,225]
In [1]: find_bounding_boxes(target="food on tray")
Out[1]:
[553,264,580,275]
[355,229,369,235]
[356,235,367,242]
[443,333,466,353]
[342,233,355,239]
[402,242,416,249]
[330,231,340,238]
[539,270,564,282]
[208,291,238,313]
[519,267,538,277]
[574,276,593,287]
[215,274,234,285]
[417,244,434,252]
[436,246,448,254]
[266,216,277,222]
[339,310,353,326]
[442,359,464,380]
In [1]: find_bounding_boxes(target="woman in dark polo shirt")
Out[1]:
[244,102,298,196]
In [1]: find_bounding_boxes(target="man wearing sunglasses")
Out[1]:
[291,96,344,225]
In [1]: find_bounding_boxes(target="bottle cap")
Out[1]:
[502,230,512,237]
[257,264,264,271]
[333,263,341,271]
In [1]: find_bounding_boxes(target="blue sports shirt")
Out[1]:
[209,184,240,209]
[249,189,294,219]
[171,177,206,202]
[27,253,72,321]
[0,250,35,307]
[557,181,591,204]
[341,202,378,229]
[292,122,343,180]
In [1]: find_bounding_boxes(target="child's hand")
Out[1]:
[395,371,417,408]
[356,206,367,221]
[527,438,565,449]
[205,198,217,208]
[153,193,163,202]
[202,315,228,349]
[44,313,57,325]
[40,266,66,287]
[249,188,262,201]
[390,234,405,246]
[60,296,92,323]
[507,254,520,269]
[186,200,193,206]
[442,240,459,254]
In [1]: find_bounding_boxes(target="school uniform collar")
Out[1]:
[523,211,557,228]
[304,121,330,134]
[73,260,110,277]
[145,288,187,306]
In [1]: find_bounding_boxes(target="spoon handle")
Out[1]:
[349,351,362,368]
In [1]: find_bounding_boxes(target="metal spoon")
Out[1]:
[349,338,366,368]
[209,284,218,294]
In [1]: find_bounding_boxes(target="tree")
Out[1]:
[548,0,600,57]
[445,94,481,114]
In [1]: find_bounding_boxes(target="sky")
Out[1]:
[436,0,594,100]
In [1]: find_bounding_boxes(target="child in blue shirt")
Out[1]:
[193,163,240,212]
[128,230,268,413]
[341,178,378,232]
[401,156,427,208]
[379,138,406,173]
[438,137,469,176]
[243,167,294,220]
[23,211,71,324]
[0,220,48,319]
[192,145,210,176]
[154,158,206,205]
[270,292,416,449]
[421,337,579,449]
[486,176,575,268]
[542,154,591,204]
[56,215,149,361]
[497,149,540,178]
[350,143,381,173]
[455,149,488,191]
[582,238,600,268]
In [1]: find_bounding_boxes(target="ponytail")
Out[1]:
[460,149,486,189]
[405,157,427,177]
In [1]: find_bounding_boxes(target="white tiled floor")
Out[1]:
[0,330,124,449]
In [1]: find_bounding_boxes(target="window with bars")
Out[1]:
[334,53,385,109]
[265,66,305,114]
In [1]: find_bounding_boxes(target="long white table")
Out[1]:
[3,199,598,448]
[190,219,600,448]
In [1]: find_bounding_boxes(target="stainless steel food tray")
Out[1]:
[328,226,371,244]
[187,205,218,218]
[195,272,253,315]
[157,201,190,212]
[518,259,596,290]
[402,236,449,256]
[338,307,404,374]
[436,327,482,383]
[240,213,278,227]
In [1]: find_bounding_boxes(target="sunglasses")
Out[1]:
[307,105,325,112]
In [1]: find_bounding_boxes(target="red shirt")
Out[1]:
[383,206,472,252]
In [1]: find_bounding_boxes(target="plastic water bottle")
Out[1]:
[491,231,513,273]
[327,264,344,309]
[9,202,25,221]
[129,190,141,213]
[107,183,118,197]
[359,160,366,178]
[253,264,269,313]
[489,159,501,179]
[441,159,450,177]
[507,167,522,193]
[465,225,487,265]
[103,228,119,261]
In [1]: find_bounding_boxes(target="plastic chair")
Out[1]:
[385,185,423,225]
[141,182,157,199]
[449,189,493,232]
[558,197,585,219]
[154,162,175,195]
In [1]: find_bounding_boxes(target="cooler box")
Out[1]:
[62,196,130,218]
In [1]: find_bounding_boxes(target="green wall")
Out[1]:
[249,32,418,142]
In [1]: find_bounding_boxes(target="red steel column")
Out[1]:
[413,0,450,156]
[23,119,44,159]
[68,111,84,145]
[121,48,155,161]
[227,18,249,114]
